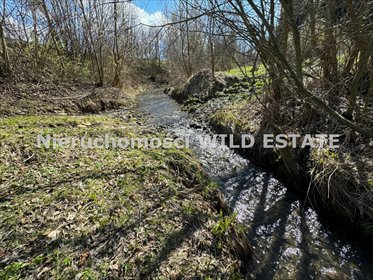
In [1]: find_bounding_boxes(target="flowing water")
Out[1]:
[138,90,373,279]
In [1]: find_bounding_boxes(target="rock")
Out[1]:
[172,69,238,103]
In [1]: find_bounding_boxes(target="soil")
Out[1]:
[0,79,132,116]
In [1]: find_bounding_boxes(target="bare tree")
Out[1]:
[0,0,10,75]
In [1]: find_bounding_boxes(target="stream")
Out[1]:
[138,90,373,279]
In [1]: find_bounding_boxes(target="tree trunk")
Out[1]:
[40,0,65,72]
[282,0,303,82]
[322,0,338,84]
[31,0,39,67]
[208,17,215,77]
[345,37,373,119]
[0,0,10,75]
[112,0,121,86]
[79,0,103,86]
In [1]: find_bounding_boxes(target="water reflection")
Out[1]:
[138,91,372,279]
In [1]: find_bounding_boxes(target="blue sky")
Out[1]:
[134,0,175,14]
[133,0,178,25]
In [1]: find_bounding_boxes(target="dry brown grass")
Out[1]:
[309,145,373,220]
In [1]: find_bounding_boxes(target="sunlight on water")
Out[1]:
[138,91,373,279]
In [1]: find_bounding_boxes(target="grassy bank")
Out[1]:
[0,89,250,278]
[168,70,373,242]
[209,99,373,238]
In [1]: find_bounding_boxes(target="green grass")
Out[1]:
[0,114,244,279]
[209,100,260,134]
[223,64,267,77]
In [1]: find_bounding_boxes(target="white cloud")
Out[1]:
[126,3,167,26]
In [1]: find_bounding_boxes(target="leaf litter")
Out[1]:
[0,112,250,279]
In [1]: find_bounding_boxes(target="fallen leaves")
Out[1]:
[43,229,61,241]
[0,114,243,279]
[109,263,119,271]
[78,251,90,267]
